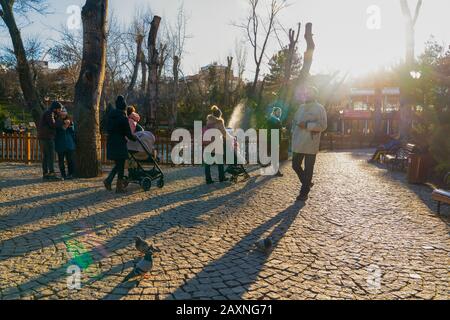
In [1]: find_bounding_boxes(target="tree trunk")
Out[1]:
[144,15,161,128]
[169,55,180,130]
[73,0,108,178]
[224,56,233,109]
[140,51,147,93]
[0,0,44,124]
[126,33,144,97]
[299,23,315,82]
[282,23,301,99]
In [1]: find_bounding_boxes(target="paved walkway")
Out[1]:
[0,150,448,300]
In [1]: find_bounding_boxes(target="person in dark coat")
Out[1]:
[55,109,76,180]
[266,107,283,177]
[37,101,63,180]
[103,96,137,193]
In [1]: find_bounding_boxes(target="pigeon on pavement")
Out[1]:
[123,251,153,282]
[134,236,160,254]
[255,238,273,254]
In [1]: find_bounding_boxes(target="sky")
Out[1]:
[1,0,449,79]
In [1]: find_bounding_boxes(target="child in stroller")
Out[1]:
[224,129,250,183]
[126,130,164,191]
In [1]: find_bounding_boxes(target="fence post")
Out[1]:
[25,132,31,164]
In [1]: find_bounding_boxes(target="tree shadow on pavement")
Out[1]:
[0,173,274,298]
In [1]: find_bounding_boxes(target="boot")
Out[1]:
[116,179,128,193]
[103,179,112,191]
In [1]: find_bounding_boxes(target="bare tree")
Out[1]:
[126,8,146,97]
[298,23,315,81]
[0,0,48,123]
[282,23,301,92]
[235,0,287,97]
[224,56,233,109]
[144,15,161,127]
[73,0,108,178]
[166,4,189,129]
[48,27,83,86]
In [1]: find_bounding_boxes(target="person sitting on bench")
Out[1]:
[368,134,402,163]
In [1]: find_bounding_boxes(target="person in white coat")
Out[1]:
[291,86,327,202]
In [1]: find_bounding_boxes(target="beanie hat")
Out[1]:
[50,101,63,111]
[116,95,127,111]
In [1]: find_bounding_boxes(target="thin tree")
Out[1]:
[73,0,108,178]
[235,0,287,97]
[0,0,48,123]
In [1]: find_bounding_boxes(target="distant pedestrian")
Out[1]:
[204,105,228,184]
[266,107,283,177]
[104,96,137,193]
[291,86,327,202]
[37,101,63,181]
[55,109,76,180]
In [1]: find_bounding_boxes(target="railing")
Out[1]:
[320,133,382,151]
[1,132,381,165]
[0,133,175,165]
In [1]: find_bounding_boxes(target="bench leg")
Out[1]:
[437,202,441,215]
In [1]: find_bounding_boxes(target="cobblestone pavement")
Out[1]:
[0,150,448,300]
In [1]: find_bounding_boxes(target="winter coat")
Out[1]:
[128,112,141,134]
[37,109,58,140]
[205,114,230,156]
[291,101,327,155]
[55,121,76,153]
[206,115,227,137]
[107,108,136,160]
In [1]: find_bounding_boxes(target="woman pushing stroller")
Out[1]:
[103,96,137,193]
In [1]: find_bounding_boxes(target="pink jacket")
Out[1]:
[128,112,141,134]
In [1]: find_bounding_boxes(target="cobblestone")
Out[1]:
[0,150,448,300]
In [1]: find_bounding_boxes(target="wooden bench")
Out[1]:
[384,143,418,172]
[432,173,450,214]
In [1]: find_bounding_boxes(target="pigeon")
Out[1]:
[134,236,160,255]
[122,251,153,282]
[255,238,273,254]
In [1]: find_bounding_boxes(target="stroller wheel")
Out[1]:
[157,178,164,189]
[140,177,152,192]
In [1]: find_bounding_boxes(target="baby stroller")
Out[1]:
[126,131,164,192]
[225,132,250,183]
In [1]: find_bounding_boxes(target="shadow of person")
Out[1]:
[168,201,305,300]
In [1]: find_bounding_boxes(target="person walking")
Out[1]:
[266,107,284,177]
[291,86,327,202]
[204,105,228,184]
[37,101,63,181]
[55,109,76,180]
[103,96,137,193]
